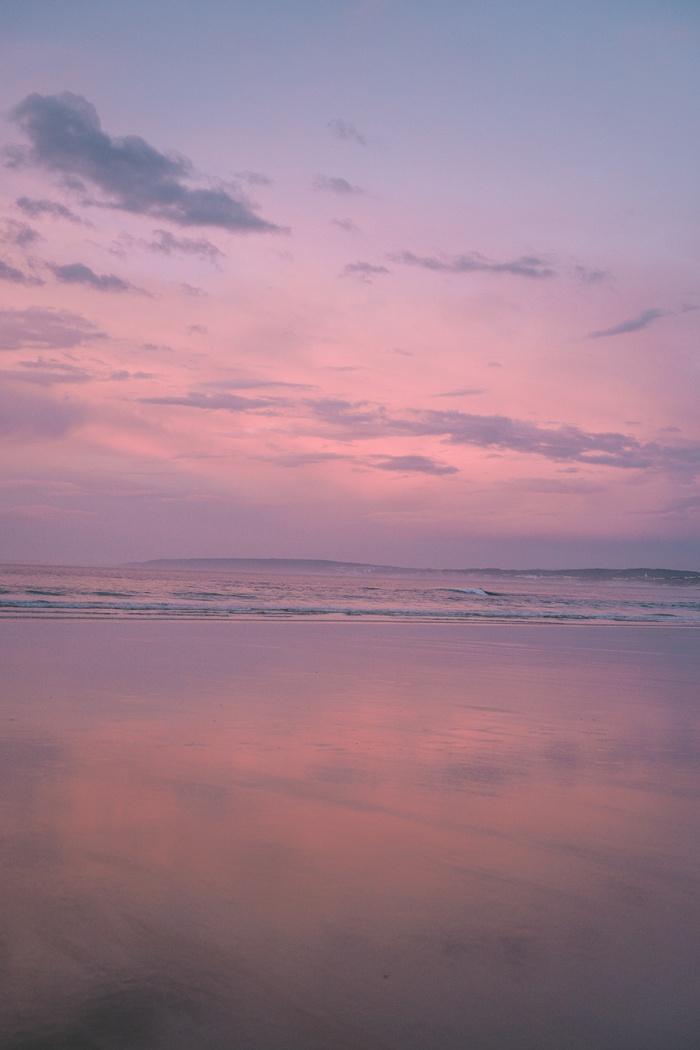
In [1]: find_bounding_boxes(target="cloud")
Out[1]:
[393,250,556,279]
[270,451,349,467]
[0,259,42,284]
[232,170,271,186]
[341,261,390,281]
[138,391,286,413]
[306,399,700,476]
[1,219,40,246]
[50,261,142,293]
[327,119,366,145]
[332,217,360,233]
[0,307,104,350]
[435,388,486,397]
[573,264,609,284]
[373,455,457,475]
[507,477,606,494]
[9,92,283,233]
[313,174,364,194]
[1,358,94,386]
[144,228,225,262]
[586,308,668,339]
[16,196,83,222]
[422,409,651,466]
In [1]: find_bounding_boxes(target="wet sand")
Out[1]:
[1,622,698,1049]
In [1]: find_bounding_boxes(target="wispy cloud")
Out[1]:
[0,307,104,350]
[9,92,284,233]
[313,174,364,194]
[392,250,556,279]
[341,261,390,281]
[2,358,94,386]
[573,264,609,284]
[1,219,40,246]
[143,229,225,262]
[373,455,457,475]
[434,388,486,398]
[332,218,360,233]
[586,308,667,339]
[16,196,84,223]
[0,259,42,285]
[138,391,287,413]
[327,119,366,145]
[50,261,144,294]
[232,170,271,186]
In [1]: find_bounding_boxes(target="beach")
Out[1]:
[1,621,698,1049]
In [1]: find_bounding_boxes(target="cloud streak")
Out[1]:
[0,307,104,350]
[586,308,667,339]
[313,174,364,194]
[16,196,84,223]
[341,261,390,281]
[143,229,225,262]
[50,262,143,293]
[0,260,42,284]
[327,119,366,145]
[373,455,457,475]
[9,92,283,233]
[393,250,556,279]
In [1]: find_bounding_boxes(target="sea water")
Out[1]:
[2,562,700,623]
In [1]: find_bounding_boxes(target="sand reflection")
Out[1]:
[1,623,698,1049]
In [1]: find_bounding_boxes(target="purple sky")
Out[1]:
[0,0,698,567]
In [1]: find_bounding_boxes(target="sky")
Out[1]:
[0,0,698,568]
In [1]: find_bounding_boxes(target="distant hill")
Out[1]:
[121,558,700,583]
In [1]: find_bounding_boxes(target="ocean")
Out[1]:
[2,570,699,1048]
[2,561,700,623]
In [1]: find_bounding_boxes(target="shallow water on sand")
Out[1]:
[1,623,698,1049]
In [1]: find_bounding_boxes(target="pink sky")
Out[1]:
[1,1,698,567]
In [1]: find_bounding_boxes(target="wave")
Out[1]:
[1,598,698,623]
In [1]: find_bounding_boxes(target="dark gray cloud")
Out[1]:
[587,308,667,339]
[144,229,225,262]
[16,196,83,223]
[50,261,141,293]
[0,259,42,284]
[313,174,364,194]
[327,119,366,145]
[10,92,283,233]
[332,218,360,233]
[0,307,104,350]
[393,250,556,279]
[341,261,390,281]
[1,219,40,246]
[373,454,457,475]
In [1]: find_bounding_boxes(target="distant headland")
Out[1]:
[121,558,700,583]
